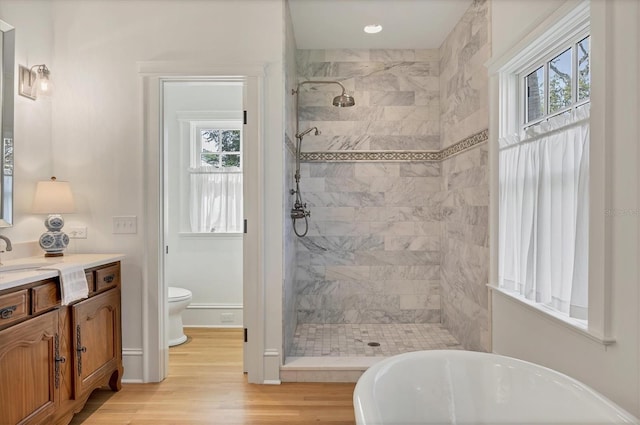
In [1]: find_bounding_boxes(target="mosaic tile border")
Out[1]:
[301,150,441,162]
[299,129,488,163]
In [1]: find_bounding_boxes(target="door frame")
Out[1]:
[139,62,265,383]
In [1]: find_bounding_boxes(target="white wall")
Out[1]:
[163,82,243,328]
[490,0,640,416]
[0,1,54,242]
[46,0,285,381]
[282,0,299,360]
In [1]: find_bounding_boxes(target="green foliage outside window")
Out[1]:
[524,36,590,126]
[200,129,241,168]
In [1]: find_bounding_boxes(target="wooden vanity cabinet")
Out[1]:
[0,261,123,425]
[72,288,122,396]
[0,310,59,425]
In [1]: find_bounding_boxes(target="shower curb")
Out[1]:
[281,356,385,383]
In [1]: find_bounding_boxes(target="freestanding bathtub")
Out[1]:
[353,350,639,424]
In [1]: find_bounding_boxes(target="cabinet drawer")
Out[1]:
[0,290,28,326]
[31,280,61,314]
[95,264,120,292]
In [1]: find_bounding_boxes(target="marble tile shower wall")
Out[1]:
[294,48,443,325]
[440,0,490,149]
[441,146,489,351]
[296,161,443,324]
[296,49,441,152]
[439,0,490,351]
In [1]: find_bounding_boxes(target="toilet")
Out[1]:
[168,286,192,347]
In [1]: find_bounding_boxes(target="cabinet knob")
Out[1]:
[77,346,87,353]
[103,275,115,283]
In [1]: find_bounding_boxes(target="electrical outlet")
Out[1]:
[68,226,87,239]
[220,313,235,323]
[113,216,137,234]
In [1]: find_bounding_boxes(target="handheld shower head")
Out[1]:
[296,126,320,139]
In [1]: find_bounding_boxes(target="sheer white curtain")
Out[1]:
[499,106,589,319]
[189,168,243,233]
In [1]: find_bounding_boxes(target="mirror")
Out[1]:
[0,20,14,226]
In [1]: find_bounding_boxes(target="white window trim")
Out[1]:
[487,1,614,345]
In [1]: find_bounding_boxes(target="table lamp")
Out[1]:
[32,176,75,257]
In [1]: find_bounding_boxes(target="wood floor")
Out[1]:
[69,328,356,425]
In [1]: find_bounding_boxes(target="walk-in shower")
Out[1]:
[290,80,355,237]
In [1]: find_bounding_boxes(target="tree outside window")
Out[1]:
[524,35,590,127]
[200,129,241,169]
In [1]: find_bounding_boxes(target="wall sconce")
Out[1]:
[33,176,75,257]
[18,64,53,100]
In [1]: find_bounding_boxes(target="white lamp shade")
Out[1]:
[33,179,75,214]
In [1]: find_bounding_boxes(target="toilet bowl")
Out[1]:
[168,286,192,346]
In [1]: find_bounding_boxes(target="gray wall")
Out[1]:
[440,0,490,148]
[295,48,443,324]
[440,0,490,351]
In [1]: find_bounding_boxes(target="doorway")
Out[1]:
[141,65,263,383]
[162,81,244,344]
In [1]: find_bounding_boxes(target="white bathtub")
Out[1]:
[353,350,639,425]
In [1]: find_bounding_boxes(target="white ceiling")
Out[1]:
[288,0,473,50]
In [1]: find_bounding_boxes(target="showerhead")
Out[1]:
[333,93,356,107]
[294,80,356,108]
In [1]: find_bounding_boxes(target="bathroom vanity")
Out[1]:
[0,254,124,425]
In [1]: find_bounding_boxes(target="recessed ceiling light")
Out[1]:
[364,24,383,34]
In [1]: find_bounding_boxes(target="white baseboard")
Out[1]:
[183,303,243,327]
[122,348,144,382]
[122,378,144,384]
[184,324,243,329]
[263,348,281,384]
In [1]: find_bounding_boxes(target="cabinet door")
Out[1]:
[72,289,121,397]
[0,310,59,425]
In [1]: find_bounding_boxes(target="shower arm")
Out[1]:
[292,80,347,183]
[292,80,347,139]
[292,80,348,95]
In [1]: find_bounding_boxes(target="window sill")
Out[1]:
[488,285,615,346]
[178,232,242,240]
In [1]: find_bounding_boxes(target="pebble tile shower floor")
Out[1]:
[291,323,462,357]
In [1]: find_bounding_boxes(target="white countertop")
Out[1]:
[0,253,125,291]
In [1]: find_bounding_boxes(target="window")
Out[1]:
[523,36,591,128]
[188,121,243,234]
[198,128,242,169]
[498,23,590,323]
